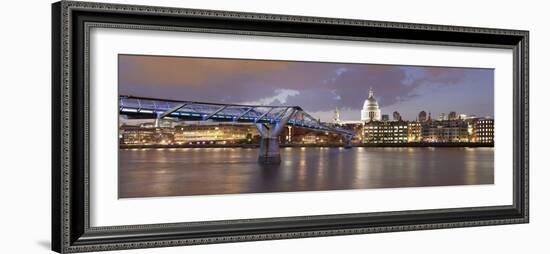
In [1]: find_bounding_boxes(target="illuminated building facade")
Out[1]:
[173,124,256,145]
[473,118,494,143]
[363,121,408,144]
[407,121,422,142]
[120,126,155,144]
[421,120,469,143]
[300,133,329,144]
[119,126,174,145]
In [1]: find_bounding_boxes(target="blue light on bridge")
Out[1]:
[119,97,355,139]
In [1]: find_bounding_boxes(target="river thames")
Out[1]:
[118,147,494,198]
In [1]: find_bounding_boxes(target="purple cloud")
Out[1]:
[119,55,493,120]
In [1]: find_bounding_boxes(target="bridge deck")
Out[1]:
[119,96,355,136]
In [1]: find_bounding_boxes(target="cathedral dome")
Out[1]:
[361,88,381,121]
[363,94,379,110]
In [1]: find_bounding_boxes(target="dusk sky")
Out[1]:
[119,55,494,122]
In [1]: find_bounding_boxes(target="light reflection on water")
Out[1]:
[118,147,494,198]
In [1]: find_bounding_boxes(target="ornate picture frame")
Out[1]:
[52,1,529,253]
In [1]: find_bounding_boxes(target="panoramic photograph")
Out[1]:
[117,54,495,198]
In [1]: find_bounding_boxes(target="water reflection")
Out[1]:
[118,147,494,198]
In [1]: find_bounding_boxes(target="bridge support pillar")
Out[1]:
[256,122,286,164]
[255,109,296,164]
[257,134,281,164]
[344,134,353,149]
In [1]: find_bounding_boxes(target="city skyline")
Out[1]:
[117,54,495,198]
[119,54,494,122]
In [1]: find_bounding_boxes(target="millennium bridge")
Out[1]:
[119,95,355,164]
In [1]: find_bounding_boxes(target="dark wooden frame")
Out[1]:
[52,1,529,253]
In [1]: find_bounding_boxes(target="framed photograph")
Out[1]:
[52,1,529,253]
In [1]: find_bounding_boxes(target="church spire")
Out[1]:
[369,87,374,98]
[333,107,341,124]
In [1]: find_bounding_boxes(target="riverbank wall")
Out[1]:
[120,142,494,149]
